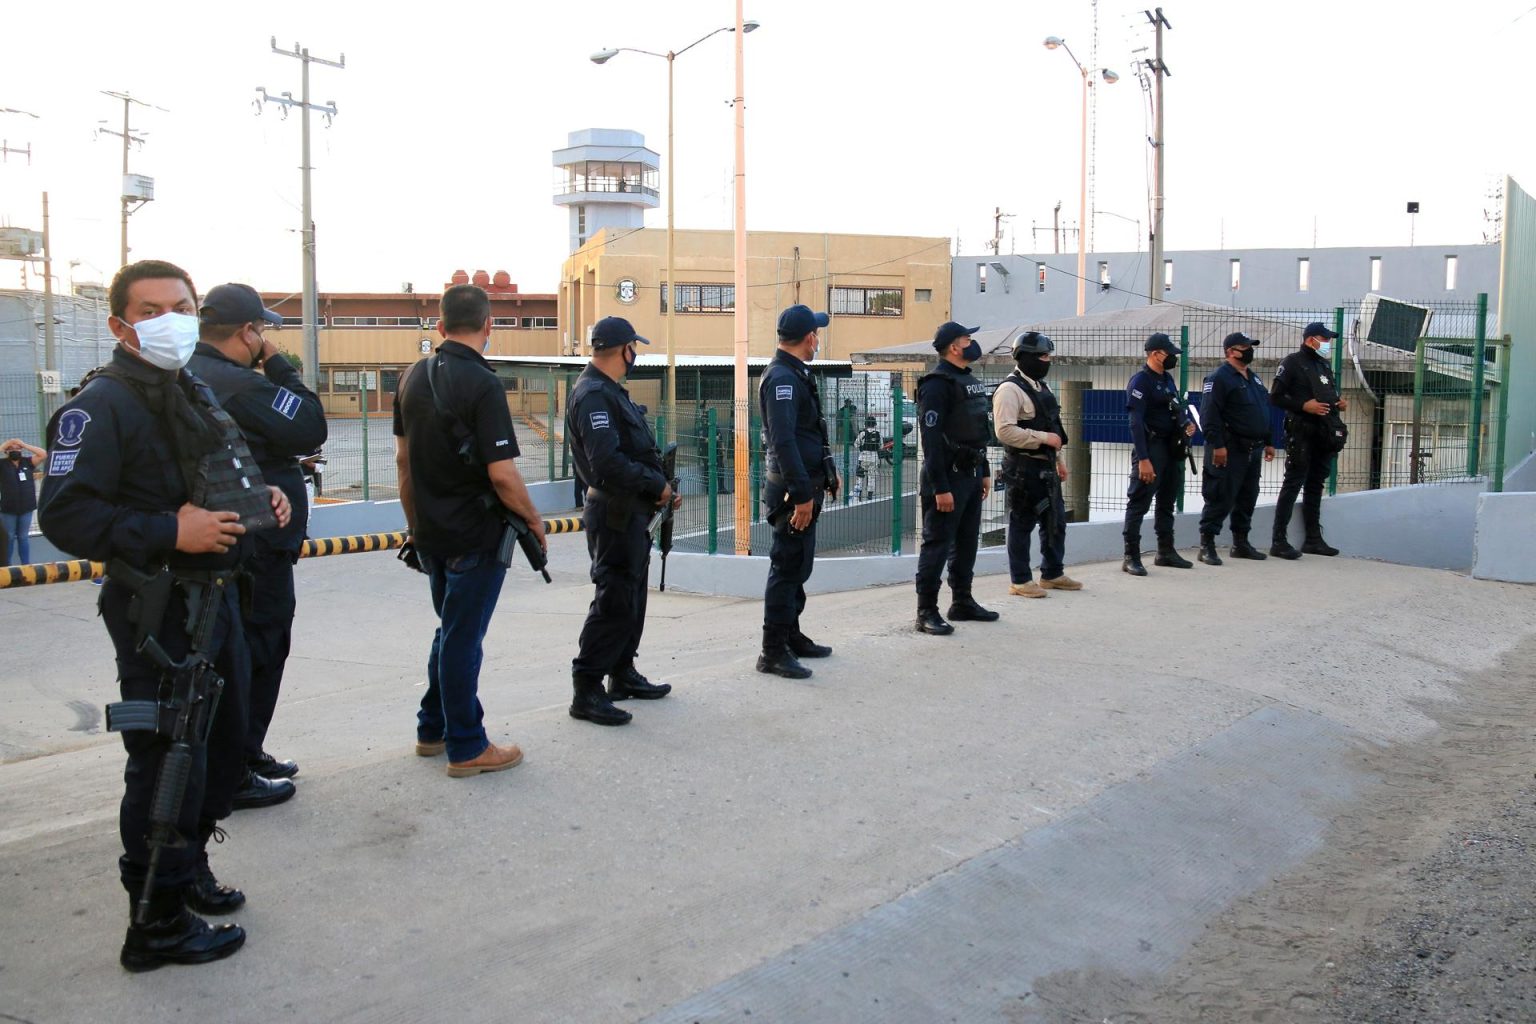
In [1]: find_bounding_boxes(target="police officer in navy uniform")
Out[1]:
[914,322,998,635]
[757,304,839,679]
[190,283,326,800]
[39,260,292,971]
[852,415,882,500]
[1268,321,1349,559]
[1122,332,1196,576]
[1195,332,1276,565]
[566,316,678,725]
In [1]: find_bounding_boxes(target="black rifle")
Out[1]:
[1168,391,1200,478]
[102,561,227,925]
[486,496,551,583]
[647,443,679,591]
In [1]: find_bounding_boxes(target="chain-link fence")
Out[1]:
[0,293,1507,559]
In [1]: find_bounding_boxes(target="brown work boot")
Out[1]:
[1038,575,1083,591]
[415,739,446,757]
[1008,581,1048,598]
[446,742,525,778]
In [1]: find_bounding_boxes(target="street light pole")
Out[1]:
[591,21,758,442]
[732,0,750,554]
[1045,37,1117,318]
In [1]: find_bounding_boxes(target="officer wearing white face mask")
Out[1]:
[1268,321,1349,559]
[39,260,291,972]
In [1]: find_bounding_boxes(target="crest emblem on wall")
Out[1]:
[616,278,638,305]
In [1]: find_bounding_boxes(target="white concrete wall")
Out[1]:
[1472,492,1536,583]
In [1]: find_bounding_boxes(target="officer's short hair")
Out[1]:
[200,322,244,343]
[440,284,491,334]
[109,260,198,319]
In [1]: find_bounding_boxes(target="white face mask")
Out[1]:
[128,311,201,370]
[1316,340,1333,360]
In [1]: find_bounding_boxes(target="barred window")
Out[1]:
[830,286,903,317]
[661,283,735,314]
[491,317,519,328]
[524,316,558,329]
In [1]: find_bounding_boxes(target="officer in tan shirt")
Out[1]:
[993,332,1082,598]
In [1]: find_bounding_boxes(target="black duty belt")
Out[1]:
[1229,436,1267,452]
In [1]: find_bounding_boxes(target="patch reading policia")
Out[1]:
[590,411,611,429]
[775,385,794,401]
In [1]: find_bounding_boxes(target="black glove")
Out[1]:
[397,539,426,574]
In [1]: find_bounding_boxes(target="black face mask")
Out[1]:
[960,340,982,362]
[622,344,637,374]
[1162,354,1178,370]
[1019,355,1051,379]
[1236,347,1254,365]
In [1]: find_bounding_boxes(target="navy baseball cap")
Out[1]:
[591,316,650,350]
[1144,332,1182,355]
[777,304,830,340]
[1303,321,1339,340]
[200,283,283,327]
[933,321,981,352]
[1223,331,1260,349]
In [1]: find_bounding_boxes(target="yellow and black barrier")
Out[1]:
[0,517,585,589]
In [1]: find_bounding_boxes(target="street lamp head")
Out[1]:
[1043,36,1064,49]
[590,48,619,65]
[1101,68,1120,84]
[741,20,761,32]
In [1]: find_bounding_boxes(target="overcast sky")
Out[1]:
[2,0,1531,299]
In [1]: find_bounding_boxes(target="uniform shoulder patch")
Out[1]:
[589,410,611,430]
[775,385,794,401]
[1130,388,1144,400]
[271,387,301,420]
[1275,365,1285,377]
[923,409,939,427]
[55,408,91,447]
[1319,375,1330,384]
[48,449,79,476]
[1202,380,1214,393]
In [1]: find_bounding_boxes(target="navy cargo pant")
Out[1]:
[241,539,297,765]
[1273,428,1336,543]
[1004,460,1066,584]
[762,476,822,645]
[573,495,651,679]
[915,471,984,607]
[1198,441,1265,540]
[101,579,248,894]
[1123,435,1185,547]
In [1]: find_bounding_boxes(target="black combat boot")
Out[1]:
[915,605,955,635]
[787,629,832,658]
[1154,537,1194,569]
[1230,532,1267,560]
[1302,533,1340,557]
[570,673,632,725]
[1122,539,1148,577]
[608,663,672,701]
[1269,535,1303,560]
[184,825,244,916]
[120,888,245,973]
[947,594,1000,622]
[756,627,813,679]
[1197,533,1223,566]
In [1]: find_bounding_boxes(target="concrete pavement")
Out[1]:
[1,540,1533,1023]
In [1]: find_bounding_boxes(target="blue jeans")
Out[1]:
[1,511,31,565]
[418,549,507,763]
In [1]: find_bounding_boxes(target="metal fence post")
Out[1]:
[1410,333,1427,485]
[1493,336,1512,493]
[1468,292,1489,477]
[546,369,556,482]
[891,384,905,555]
[1328,306,1344,495]
[359,374,370,501]
[1176,325,1189,512]
[749,406,761,524]
[707,408,719,554]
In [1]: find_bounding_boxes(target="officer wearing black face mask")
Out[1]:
[1122,332,1196,576]
[567,316,678,724]
[1195,332,1276,565]
[994,331,1080,598]
[914,322,997,635]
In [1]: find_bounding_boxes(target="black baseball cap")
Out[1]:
[591,316,649,350]
[777,304,830,340]
[1223,331,1260,349]
[200,283,283,326]
[1303,321,1339,340]
[933,321,981,352]
[1144,332,1182,355]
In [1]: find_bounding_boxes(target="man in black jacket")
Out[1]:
[1195,332,1275,564]
[1268,322,1349,559]
[190,284,327,802]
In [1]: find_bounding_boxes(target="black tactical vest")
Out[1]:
[921,364,992,451]
[1000,372,1060,468]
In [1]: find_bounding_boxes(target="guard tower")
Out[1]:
[552,128,659,254]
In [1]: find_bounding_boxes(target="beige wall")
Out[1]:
[559,229,952,360]
[315,327,562,364]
